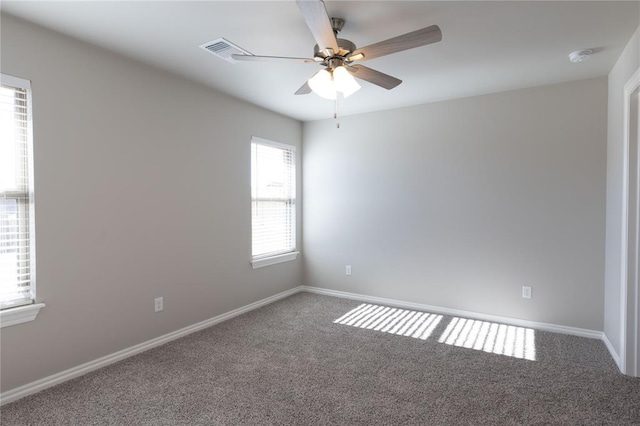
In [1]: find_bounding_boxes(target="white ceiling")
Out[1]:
[3,1,638,121]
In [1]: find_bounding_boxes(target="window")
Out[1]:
[1,74,36,313]
[251,137,297,268]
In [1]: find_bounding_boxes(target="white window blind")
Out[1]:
[251,137,296,260]
[1,74,35,310]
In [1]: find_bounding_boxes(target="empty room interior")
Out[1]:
[1,0,640,424]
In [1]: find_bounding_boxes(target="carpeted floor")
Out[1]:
[2,292,639,425]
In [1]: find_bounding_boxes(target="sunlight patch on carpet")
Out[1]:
[438,317,536,361]
[334,304,443,340]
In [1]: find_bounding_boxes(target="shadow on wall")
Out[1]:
[334,304,536,361]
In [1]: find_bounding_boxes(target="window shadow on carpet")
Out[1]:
[334,304,536,361]
[333,304,443,340]
[438,317,536,361]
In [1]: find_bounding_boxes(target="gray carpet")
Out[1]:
[2,292,639,425]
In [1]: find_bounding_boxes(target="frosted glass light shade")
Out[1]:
[333,66,361,98]
[308,69,336,100]
[308,66,361,100]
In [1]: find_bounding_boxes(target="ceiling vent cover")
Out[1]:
[199,38,252,63]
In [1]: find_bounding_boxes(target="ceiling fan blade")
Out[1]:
[295,81,312,95]
[296,0,339,53]
[348,25,442,62]
[232,54,317,64]
[347,65,402,90]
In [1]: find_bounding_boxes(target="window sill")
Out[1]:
[251,251,299,269]
[0,303,46,328]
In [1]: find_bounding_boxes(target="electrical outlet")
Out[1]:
[154,297,164,312]
[345,265,352,276]
[522,286,532,299]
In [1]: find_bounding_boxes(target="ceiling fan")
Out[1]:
[231,0,442,100]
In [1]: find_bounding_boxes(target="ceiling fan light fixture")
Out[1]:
[333,66,361,98]
[308,69,336,100]
[308,66,361,100]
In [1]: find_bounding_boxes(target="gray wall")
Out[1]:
[604,27,640,361]
[0,14,303,393]
[303,78,608,331]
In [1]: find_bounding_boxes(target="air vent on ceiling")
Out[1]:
[199,38,252,63]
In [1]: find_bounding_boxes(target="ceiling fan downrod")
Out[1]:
[330,17,345,35]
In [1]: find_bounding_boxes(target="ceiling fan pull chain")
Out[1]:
[334,98,340,129]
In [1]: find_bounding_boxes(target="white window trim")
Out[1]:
[0,303,45,328]
[1,73,31,91]
[1,73,40,322]
[250,136,298,268]
[251,136,296,152]
[251,251,299,269]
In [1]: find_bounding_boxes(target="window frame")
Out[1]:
[0,73,44,328]
[250,136,298,269]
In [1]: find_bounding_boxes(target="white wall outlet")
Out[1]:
[154,297,164,312]
[522,286,532,299]
[345,265,352,276]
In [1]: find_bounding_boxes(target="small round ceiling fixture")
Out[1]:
[569,49,593,63]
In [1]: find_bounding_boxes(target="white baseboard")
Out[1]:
[301,285,604,340]
[602,332,623,372]
[2,284,618,405]
[0,286,303,406]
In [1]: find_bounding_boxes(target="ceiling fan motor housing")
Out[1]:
[314,38,356,61]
